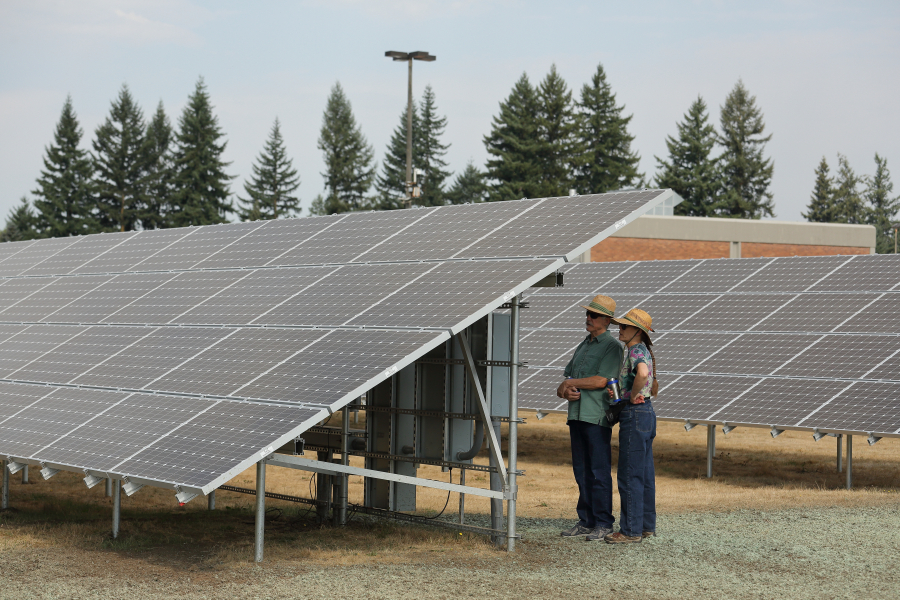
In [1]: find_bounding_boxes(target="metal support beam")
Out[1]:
[846,435,853,490]
[458,468,466,525]
[105,477,112,497]
[706,425,715,478]
[112,479,121,539]
[338,406,349,526]
[255,461,266,563]
[21,465,28,484]
[1,460,8,510]
[837,434,843,473]
[507,294,520,552]
[456,332,507,483]
[489,420,504,546]
[208,490,216,510]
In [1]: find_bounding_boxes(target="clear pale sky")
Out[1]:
[1,1,898,222]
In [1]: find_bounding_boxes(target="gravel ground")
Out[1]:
[2,505,898,599]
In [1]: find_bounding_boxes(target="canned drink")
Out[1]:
[607,378,622,402]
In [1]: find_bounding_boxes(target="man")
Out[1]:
[556,294,622,541]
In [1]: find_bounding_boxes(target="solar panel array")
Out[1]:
[0,190,673,495]
[516,255,900,438]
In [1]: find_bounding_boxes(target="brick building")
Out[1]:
[587,214,876,262]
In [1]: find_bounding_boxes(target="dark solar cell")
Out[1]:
[694,333,823,376]
[0,278,56,313]
[0,240,36,267]
[518,295,589,330]
[0,275,113,322]
[517,368,569,412]
[457,191,667,259]
[0,387,129,459]
[36,395,213,471]
[71,228,193,274]
[731,256,853,293]
[601,260,701,294]
[803,381,900,434]
[191,217,342,269]
[21,231,138,276]
[173,266,336,325]
[628,294,718,331]
[783,335,900,379]
[519,329,587,367]
[0,237,82,277]
[651,331,736,373]
[660,258,773,293]
[114,402,323,488]
[7,326,149,385]
[234,330,446,406]
[48,272,180,323]
[0,381,57,420]
[254,263,432,327]
[529,261,635,296]
[103,270,248,324]
[128,221,266,272]
[807,254,900,292]
[715,378,843,428]
[652,374,757,421]
[0,325,88,378]
[833,294,900,334]
[348,259,560,330]
[71,327,231,390]
[752,293,880,333]
[675,295,794,332]
[355,201,538,262]
[267,209,436,267]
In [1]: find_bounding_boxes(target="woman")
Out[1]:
[606,308,657,544]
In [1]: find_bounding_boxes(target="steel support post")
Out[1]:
[112,479,121,539]
[507,295,520,552]
[208,490,216,510]
[1,461,8,510]
[489,420,504,546]
[458,468,466,525]
[105,477,112,497]
[316,451,331,522]
[846,435,853,490]
[255,460,266,563]
[706,425,715,478]
[21,465,28,484]
[338,406,349,526]
[837,435,843,473]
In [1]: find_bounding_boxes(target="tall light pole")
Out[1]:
[385,51,435,201]
[892,222,900,254]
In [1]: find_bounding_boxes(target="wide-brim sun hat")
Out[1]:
[611,308,654,344]
[579,294,616,318]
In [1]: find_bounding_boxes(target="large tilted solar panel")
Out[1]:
[0,190,676,495]
[515,254,900,438]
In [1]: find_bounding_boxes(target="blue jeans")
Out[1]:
[617,401,656,537]
[568,420,614,529]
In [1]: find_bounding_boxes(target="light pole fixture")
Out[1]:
[385,51,436,204]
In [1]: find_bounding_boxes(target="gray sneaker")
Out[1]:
[561,523,592,537]
[586,526,614,541]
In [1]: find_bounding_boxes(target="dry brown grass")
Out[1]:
[1,411,899,575]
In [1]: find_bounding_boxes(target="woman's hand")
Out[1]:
[607,387,614,399]
[631,393,645,405]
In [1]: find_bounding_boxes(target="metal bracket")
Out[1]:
[6,459,24,474]
[294,437,305,456]
[122,477,144,496]
[83,471,104,489]
[456,331,508,484]
[39,463,59,480]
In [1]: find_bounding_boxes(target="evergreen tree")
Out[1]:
[415,85,451,206]
[33,96,99,237]
[483,73,543,201]
[0,197,39,242]
[802,157,835,222]
[865,154,899,254]
[169,78,234,227]
[237,118,301,220]
[574,62,642,194]
[445,161,488,204]
[375,100,421,209]
[534,65,580,197]
[314,82,375,215]
[143,101,174,229]
[716,80,775,218]
[92,84,149,232]
[831,154,866,224]
[654,96,720,217]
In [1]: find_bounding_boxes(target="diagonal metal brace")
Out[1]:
[456,331,508,484]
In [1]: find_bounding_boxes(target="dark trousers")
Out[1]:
[568,420,614,528]
[617,402,657,537]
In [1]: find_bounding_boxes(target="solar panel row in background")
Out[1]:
[0,190,675,493]
[516,255,900,437]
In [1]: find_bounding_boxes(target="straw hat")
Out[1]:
[578,294,616,318]
[612,308,654,344]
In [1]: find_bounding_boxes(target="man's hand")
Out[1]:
[563,387,581,401]
[556,380,570,399]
